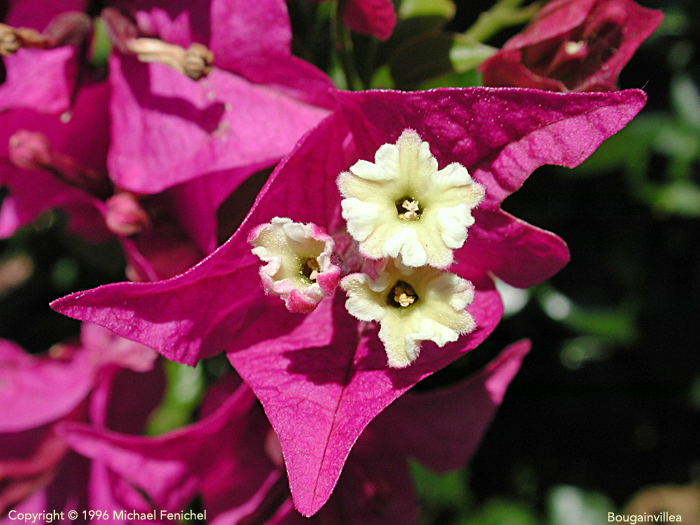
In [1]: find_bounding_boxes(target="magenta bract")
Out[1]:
[0,81,111,241]
[51,86,646,515]
[58,341,530,522]
[310,0,397,40]
[107,0,334,195]
[0,324,163,521]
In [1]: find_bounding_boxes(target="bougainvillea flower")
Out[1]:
[338,129,485,268]
[479,0,663,92]
[342,258,476,368]
[249,217,341,313]
[104,0,334,195]
[58,340,530,521]
[0,324,164,521]
[311,0,397,40]
[52,87,646,515]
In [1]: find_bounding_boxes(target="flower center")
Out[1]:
[388,280,418,308]
[564,40,585,55]
[395,196,422,221]
[301,257,320,282]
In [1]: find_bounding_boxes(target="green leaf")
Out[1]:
[419,69,482,89]
[537,286,638,346]
[559,336,610,371]
[51,256,80,291]
[146,361,205,435]
[389,32,454,89]
[370,64,394,89]
[651,181,700,217]
[654,120,700,163]
[670,75,700,130]
[410,460,469,509]
[399,0,456,19]
[450,35,497,73]
[375,16,449,68]
[460,498,540,525]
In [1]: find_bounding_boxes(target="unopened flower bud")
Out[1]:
[105,192,151,237]
[8,130,53,170]
[8,130,111,198]
[43,11,92,49]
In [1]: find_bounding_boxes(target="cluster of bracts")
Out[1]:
[0,0,661,523]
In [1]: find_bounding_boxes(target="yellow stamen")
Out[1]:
[391,281,417,308]
[398,198,421,221]
[302,258,320,282]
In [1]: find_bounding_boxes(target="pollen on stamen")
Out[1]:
[126,38,214,80]
[396,198,421,221]
[301,258,320,282]
[388,281,417,308]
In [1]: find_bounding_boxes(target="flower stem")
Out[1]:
[332,0,361,90]
[463,0,542,43]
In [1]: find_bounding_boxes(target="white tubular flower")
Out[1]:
[249,217,340,314]
[338,129,485,269]
[341,259,476,368]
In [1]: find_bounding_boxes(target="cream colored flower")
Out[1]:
[341,259,476,368]
[249,218,340,313]
[338,129,484,269]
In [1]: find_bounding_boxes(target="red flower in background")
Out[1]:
[479,0,663,92]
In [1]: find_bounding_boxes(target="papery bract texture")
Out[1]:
[0,0,89,114]
[0,324,164,521]
[107,0,334,195]
[0,340,93,433]
[479,0,663,91]
[52,87,646,516]
[55,341,530,523]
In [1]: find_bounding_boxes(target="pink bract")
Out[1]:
[58,341,530,522]
[107,0,334,194]
[52,87,646,515]
[0,324,164,520]
[0,0,89,114]
[0,81,111,242]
